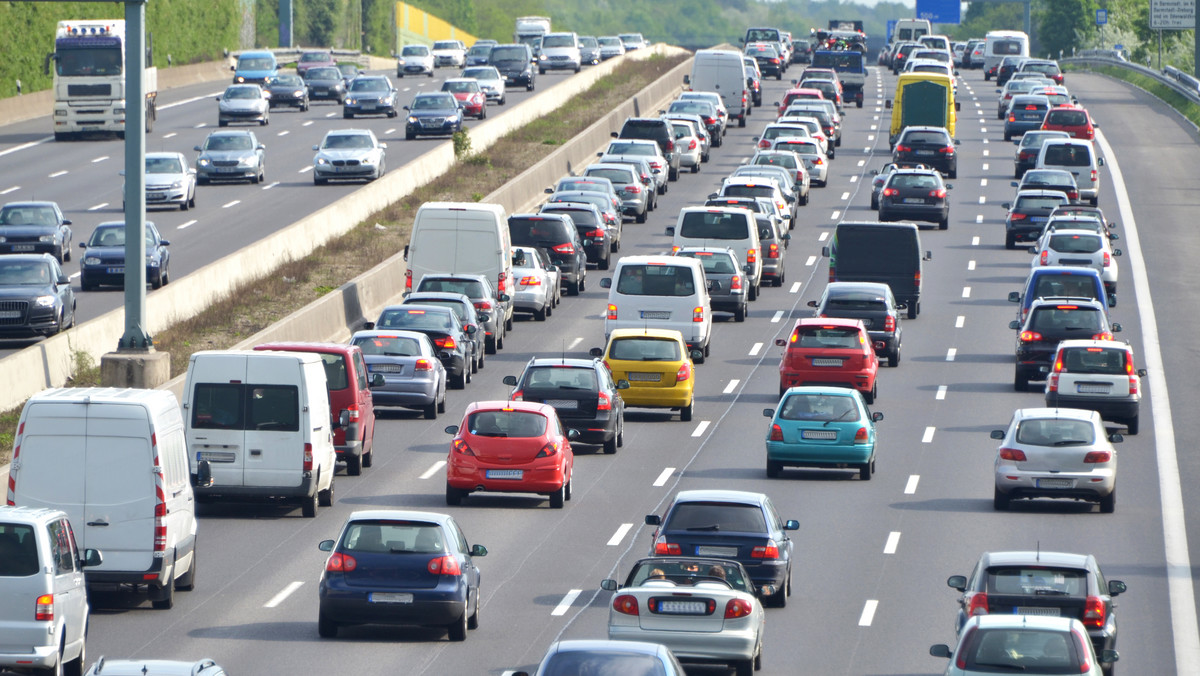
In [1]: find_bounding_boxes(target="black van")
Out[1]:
[822,221,931,318]
[508,214,587,295]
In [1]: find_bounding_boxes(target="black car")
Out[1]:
[744,42,784,78]
[403,92,464,139]
[539,202,615,270]
[1013,168,1079,203]
[996,55,1029,86]
[0,254,75,338]
[947,550,1125,673]
[503,357,627,453]
[645,490,799,606]
[366,304,476,388]
[1013,130,1071,178]
[809,281,903,366]
[665,99,723,147]
[411,274,508,355]
[0,201,73,263]
[1003,189,1071,249]
[344,76,398,119]
[265,73,310,111]
[78,221,171,290]
[614,117,680,181]
[508,213,587,295]
[1009,296,1120,391]
[892,126,958,178]
[546,190,622,231]
[302,66,347,103]
[400,291,488,372]
[877,169,951,229]
[490,43,537,91]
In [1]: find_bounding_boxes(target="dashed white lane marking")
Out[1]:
[859,600,879,626]
[222,200,241,208]
[262,181,280,190]
[607,523,633,546]
[980,179,987,187]
[840,191,850,200]
[91,155,109,163]
[982,163,989,171]
[325,112,338,118]
[87,203,108,211]
[551,590,582,616]
[982,138,989,144]
[49,170,68,178]
[419,461,446,480]
[790,282,801,293]
[967,260,976,271]
[162,132,177,139]
[299,166,313,173]
[983,149,989,156]
[978,196,986,204]
[771,310,784,323]
[962,286,971,298]
[277,130,289,136]
[0,186,19,195]
[936,385,947,400]
[831,210,841,220]
[870,124,877,130]
[303,120,314,126]
[385,128,396,135]
[955,315,965,328]
[971,236,980,246]
[178,219,197,230]
[805,255,816,266]
[749,342,763,356]
[884,532,901,554]
[849,176,858,183]
[975,214,983,224]
[569,336,583,350]
[264,581,304,608]
[653,467,675,487]
[818,231,829,242]
[68,271,80,280]
[857,159,865,167]
[723,379,740,394]
[946,348,957,362]
[691,421,710,437]
[922,427,936,443]
[872,115,879,120]
[981,128,988,134]
[905,475,920,494]
[867,134,875,141]
[194,122,206,128]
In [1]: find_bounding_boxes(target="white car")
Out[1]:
[1030,228,1120,296]
[511,245,557,320]
[931,615,1115,675]
[1046,339,1145,434]
[139,152,197,211]
[602,557,765,675]
[460,66,506,105]
[730,164,809,207]
[312,128,387,184]
[600,139,670,194]
[431,39,466,68]
[768,138,827,186]
[664,113,711,161]
[668,118,703,172]
[396,43,434,77]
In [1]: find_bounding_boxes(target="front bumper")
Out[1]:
[219,110,267,125]
[345,103,395,117]
[145,187,188,208]
[407,119,462,137]
[314,162,379,180]
[80,264,160,288]
[198,164,258,181]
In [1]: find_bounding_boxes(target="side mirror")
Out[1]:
[884,99,892,108]
[230,65,236,72]
[1108,579,1126,596]
[645,514,661,526]
[318,539,335,552]
[1094,122,1100,128]
[1098,157,1105,166]
[1010,181,1019,187]
[600,578,618,591]
[1099,650,1119,664]
[193,145,203,152]
[616,379,630,389]
[57,275,69,285]
[544,187,554,194]
[589,347,604,358]
[706,192,719,200]
[806,300,818,308]
[567,429,580,440]
[923,250,932,261]
[763,407,774,418]
[502,375,518,386]
[871,412,884,422]
[1008,291,1021,303]
[782,233,791,241]
[464,324,477,335]
[370,373,385,388]
[955,101,961,111]
[610,131,619,138]
[1109,233,1119,240]
[1110,433,1124,443]
[821,246,830,257]
[774,338,786,347]
[118,169,126,176]
[1112,322,1122,333]
[312,144,320,151]
[1002,202,1012,210]
[596,152,603,158]
[337,409,351,428]
[600,278,612,289]
[196,459,214,488]
[990,429,1006,440]
[783,519,799,530]
[82,549,103,567]
[1108,296,1117,307]
[1008,320,1021,330]
[1027,246,1037,254]
[665,226,675,236]
[498,293,511,302]
[930,644,952,659]
[1137,369,1148,378]
[1112,249,1122,256]
[690,349,704,361]
[947,575,967,591]
[444,425,459,435]
[683,74,690,85]
[470,544,488,557]
[402,105,410,111]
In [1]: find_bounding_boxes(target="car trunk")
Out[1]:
[635,589,726,632]
[338,551,441,589]
[469,435,546,464]
[985,568,1089,621]
[612,360,679,390]
[520,385,599,420]
[1013,444,1097,473]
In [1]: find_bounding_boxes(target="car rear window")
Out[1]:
[1048,234,1101,253]
[676,251,737,274]
[774,140,819,155]
[190,383,298,431]
[901,130,949,145]
[316,353,349,390]
[509,218,570,245]
[1042,145,1091,166]
[541,653,668,676]
[833,226,919,275]
[1047,110,1088,126]
[377,308,454,331]
[1016,196,1067,210]
[827,296,887,312]
[1029,306,1103,333]
[417,279,485,298]
[722,184,776,199]
[985,566,1088,596]
[341,520,445,553]
[1059,347,1127,374]
[1031,274,1101,301]
[762,126,807,141]
[615,264,696,296]
[792,325,863,349]
[353,335,423,356]
[585,168,634,185]
[779,392,858,421]
[679,211,750,240]
[1015,417,1096,445]
[959,628,1082,673]
[543,207,599,227]
[0,524,39,576]
[664,502,768,533]
[523,366,598,391]
[466,410,547,437]
[610,337,682,361]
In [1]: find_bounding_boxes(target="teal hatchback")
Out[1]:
[763,386,882,480]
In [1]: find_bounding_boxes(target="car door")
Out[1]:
[351,350,376,447]
[49,518,87,649]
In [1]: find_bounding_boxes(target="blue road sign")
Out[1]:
[916,0,962,25]
[1097,9,1108,25]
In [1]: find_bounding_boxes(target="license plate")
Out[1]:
[545,399,579,409]
[196,450,236,462]
[1036,478,1074,488]
[903,198,926,204]
[0,310,21,319]
[13,245,35,252]
[656,600,708,614]
[370,364,404,374]
[812,358,843,366]
[801,429,838,440]
[369,592,413,604]
[640,311,670,319]
[696,545,738,557]
[1022,113,1042,120]
[1031,216,1048,222]
[915,149,935,155]
[362,103,377,110]
[147,193,166,200]
[1016,606,1061,616]
[106,267,125,274]
[1076,383,1112,394]
[486,469,523,480]
[627,372,661,382]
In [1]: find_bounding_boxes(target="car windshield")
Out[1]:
[522,366,598,391]
[542,36,574,48]
[462,68,498,79]
[610,337,682,361]
[205,134,253,151]
[0,261,54,286]
[340,520,445,554]
[353,335,423,357]
[412,95,455,110]
[779,392,859,421]
[960,628,1081,673]
[401,45,429,56]
[0,206,56,225]
[664,502,767,533]
[87,227,156,248]
[442,81,478,93]
[628,559,752,592]
[272,75,303,87]
[1048,234,1101,253]
[300,53,329,63]
[351,79,388,92]
[145,157,183,174]
[434,41,461,50]
[417,278,485,297]
[376,308,453,331]
[676,251,737,274]
[322,134,373,149]
[306,67,341,80]
[224,87,260,99]
[541,652,668,676]
[489,47,525,62]
[1015,417,1097,445]
[466,410,547,437]
[238,57,273,70]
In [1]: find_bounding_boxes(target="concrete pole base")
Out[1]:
[100,350,172,389]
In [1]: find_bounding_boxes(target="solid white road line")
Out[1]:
[607,523,633,546]
[691,421,710,437]
[936,385,947,400]
[653,467,674,487]
[883,532,901,555]
[805,255,816,266]
[87,203,108,211]
[962,286,971,298]
[904,475,919,494]
[419,461,446,480]
[858,600,879,626]
[922,427,935,443]
[49,170,67,178]
[1096,130,1200,673]
[749,342,763,356]
[264,581,304,608]
[771,311,783,323]
[790,282,801,293]
[980,128,988,134]
[222,200,241,209]
[551,590,582,616]
[946,348,957,362]
[955,315,965,328]
[325,112,338,118]
[0,186,19,195]
[723,379,740,394]
[91,155,109,163]
[178,219,197,230]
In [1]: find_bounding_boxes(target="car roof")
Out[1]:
[0,505,67,524]
[964,614,1085,632]
[782,385,863,398]
[527,357,599,369]
[403,291,472,303]
[463,399,556,415]
[254,341,358,355]
[826,281,892,296]
[547,639,668,657]
[1056,338,1130,351]
[381,302,455,315]
[795,316,867,330]
[1016,189,1071,199]
[345,509,453,525]
[979,550,1091,567]
[422,273,488,282]
[1,201,58,208]
[672,489,769,506]
[352,329,431,343]
[675,246,736,257]
[609,327,686,341]
[1013,406,1103,423]
[1027,295,1106,309]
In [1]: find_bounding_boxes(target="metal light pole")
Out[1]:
[120,0,152,350]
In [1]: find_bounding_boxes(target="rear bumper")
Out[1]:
[87,554,171,587]
[1044,393,1138,420]
[320,581,467,626]
[0,645,60,670]
[193,473,316,500]
[766,440,874,465]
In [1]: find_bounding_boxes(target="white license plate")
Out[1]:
[370,364,404,374]
[1016,606,1061,616]
[1031,216,1048,222]
[915,149,935,155]
[1076,383,1111,394]
[812,358,843,366]
[369,592,413,604]
[545,399,579,409]
[13,245,35,252]
[486,469,523,480]
[361,103,377,110]
[1036,478,1074,489]
[801,429,838,440]
[627,372,661,382]
[641,311,670,319]
[106,267,125,274]
[903,198,926,204]
[197,451,236,462]
[0,310,21,319]
[147,192,166,200]
[657,600,708,614]
[696,545,738,557]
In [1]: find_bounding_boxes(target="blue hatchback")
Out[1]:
[764,386,883,480]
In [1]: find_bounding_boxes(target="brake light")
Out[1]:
[999,448,1027,461]
[1082,596,1106,627]
[884,315,895,332]
[1083,451,1112,463]
[535,441,559,458]
[649,160,663,171]
[1068,190,1079,200]
[759,139,770,149]
[497,272,507,295]
[414,358,433,371]
[967,592,989,616]
[587,229,606,239]
[895,144,911,153]
[1040,250,1049,265]
[1092,331,1113,341]
[854,427,869,442]
[35,594,53,621]
[607,304,618,320]
[751,540,780,559]
[325,552,357,572]
[1103,252,1111,267]
[1091,169,1098,183]
[427,555,461,575]
[1010,212,1027,221]
[692,306,705,323]
[474,299,493,311]
[627,184,642,194]
[724,598,754,618]
[914,270,921,290]
[766,243,779,259]
[1047,372,1059,392]
[596,391,613,411]
[452,438,474,456]
[434,337,457,350]
[704,116,717,125]
[654,539,681,555]
[405,269,412,292]
[688,138,697,150]
[1025,104,1037,110]
[1019,151,1034,160]
[677,361,692,382]
[769,424,783,441]
[303,442,313,472]
[746,248,757,264]
[931,189,946,198]
[730,275,743,291]
[813,157,824,165]
[613,594,640,615]
[939,145,955,154]
[520,275,541,286]
[1019,330,1042,342]
[882,188,898,197]
[1124,351,1135,375]
[552,242,576,255]
[1008,115,1016,122]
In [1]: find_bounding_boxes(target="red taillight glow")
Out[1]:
[627,184,642,194]
[597,391,612,411]
[520,275,541,286]
[750,541,780,559]
[303,442,313,472]
[688,139,697,150]
[1040,250,1049,266]
[452,438,474,456]
[654,539,681,555]
[746,248,757,263]
[414,358,433,371]
[692,306,705,323]
[35,594,54,621]
[474,300,493,311]
[345,403,360,421]
[931,189,946,198]
[882,188,898,197]
[677,361,692,383]
[967,592,989,616]
[405,269,412,292]
[1103,252,1111,267]
[497,272,507,295]
[552,242,576,254]
[587,229,606,238]
[730,275,743,291]
[895,144,911,153]
[607,304,618,320]
[434,337,457,350]
[999,447,1027,461]
[724,598,753,618]
[939,145,955,154]
[769,424,783,441]
[1083,451,1112,463]
[766,243,779,259]
[427,555,461,575]
[884,315,895,332]
[1082,596,1106,627]
[1019,331,1043,342]
[535,441,559,458]
[854,427,869,442]
[613,594,640,615]
[325,552,357,572]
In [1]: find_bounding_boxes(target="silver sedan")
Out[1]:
[350,330,447,419]
[312,129,387,184]
[511,245,556,321]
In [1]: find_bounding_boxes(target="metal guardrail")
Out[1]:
[1062,54,1200,105]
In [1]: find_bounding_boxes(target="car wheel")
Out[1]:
[188,191,196,209]
[151,272,164,290]
[301,488,318,517]
[1004,131,1012,142]
[505,315,513,332]
[749,283,758,301]
[406,130,416,140]
[468,593,480,629]
[603,435,617,454]
[949,166,957,179]
[691,163,700,173]
[669,166,679,181]
[1005,233,1017,250]
[887,344,900,367]
[859,458,873,481]
[939,215,949,230]
[445,484,465,506]
[735,658,754,676]
[251,171,260,185]
[993,486,1010,511]
[549,482,566,509]
[534,304,547,321]
[1099,489,1116,514]
[151,577,174,610]
[635,208,646,224]
[450,369,467,389]
[1013,369,1030,392]
[828,147,835,159]
[346,451,363,476]
[907,302,918,319]
[766,460,782,478]
[447,606,469,642]
[680,400,694,422]
[599,253,610,270]
[438,388,447,413]
[318,613,339,638]
[362,447,373,468]
[218,120,227,127]
[343,111,353,119]
[864,384,876,404]
[870,194,878,210]
[734,304,746,322]
[1125,415,1139,435]
[64,635,84,676]
[485,335,497,355]
[314,177,327,186]
[318,477,334,506]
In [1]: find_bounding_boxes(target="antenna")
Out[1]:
[1036,540,1040,562]
[561,338,566,364]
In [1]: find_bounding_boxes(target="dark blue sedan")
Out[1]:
[78,220,171,290]
[404,92,464,140]
[0,201,73,263]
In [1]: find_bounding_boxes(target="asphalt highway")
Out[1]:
[3,60,1199,676]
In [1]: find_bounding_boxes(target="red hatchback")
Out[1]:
[444,401,576,508]
[1041,105,1096,141]
[441,78,487,119]
[774,318,878,403]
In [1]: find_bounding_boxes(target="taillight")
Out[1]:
[427,555,461,575]
[677,361,692,382]
[882,188,898,197]
[692,306,704,323]
[405,269,412,292]
[414,358,433,371]
[1128,376,1138,395]
[884,315,895,332]
[613,594,640,615]
[497,272,507,295]
[769,424,783,441]
[956,626,976,669]
[1092,331,1113,341]
[597,391,612,411]
[1019,330,1043,342]
[654,539,681,555]
[1082,596,1106,627]
[535,441,559,458]
[1010,212,1027,221]
[552,242,576,254]
[1068,190,1079,200]
[688,139,697,150]
[434,337,457,350]
[895,144,911,152]
[520,275,541,286]
[1091,169,1098,183]
[325,552,357,572]
[730,275,743,291]
[586,229,606,238]
[303,442,313,472]
[939,145,955,154]
[1008,115,1016,122]
[154,525,167,551]
[1047,373,1059,392]
[474,300,493,312]
[704,116,716,125]
[452,438,474,456]
[999,448,1027,461]
[666,139,674,152]
[724,598,754,618]
[913,270,921,290]
[607,304,618,320]
[35,594,54,621]
[766,243,778,259]
[344,403,360,421]
[510,390,523,401]
[1040,250,1049,266]
[854,427,869,442]
[751,541,780,559]
[746,248,757,263]
[759,139,770,149]
[1019,151,1034,160]
[1084,450,1112,463]
[627,184,642,194]
[813,157,824,165]
[1103,252,1111,267]
[967,592,989,617]
[931,189,946,198]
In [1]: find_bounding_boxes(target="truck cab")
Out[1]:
[50,20,157,141]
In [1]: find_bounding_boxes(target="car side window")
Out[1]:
[762,498,784,532]
[353,352,369,391]
[48,519,77,574]
[449,521,469,555]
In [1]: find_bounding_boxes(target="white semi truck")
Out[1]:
[514,16,551,52]
[49,19,158,141]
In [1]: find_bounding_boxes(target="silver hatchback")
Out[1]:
[673,247,749,322]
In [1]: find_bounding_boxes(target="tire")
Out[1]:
[766,460,782,478]
[870,194,878,210]
[691,163,700,173]
[301,490,318,518]
[993,486,1010,511]
[864,384,876,405]
[251,171,260,185]
[438,390,447,413]
[1099,489,1116,514]
[680,400,694,422]
[1004,131,1012,142]
[468,592,481,629]
[363,446,373,467]
[669,166,679,181]
[346,451,363,476]
[907,302,918,320]
[445,484,464,506]
[485,335,497,355]
[43,641,66,676]
[151,576,174,610]
[738,115,746,128]
[887,344,900,368]
[406,130,416,140]
[549,482,566,509]
[448,608,468,641]
[151,272,164,290]
[1005,233,1017,250]
[568,280,580,296]
[175,548,197,591]
[343,111,353,119]
[1013,369,1029,392]
[318,477,334,506]
[939,216,949,230]
[949,167,957,179]
[599,253,610,270]
[603,435,617,454]
[734,304,746,322]
[451,369,467,389]
[188,192,196,209]
[505,315,513,331]
[635,208,646,224]
[314,177,327,186]
[749,283,758,301]
[318,614,339,638]
[1126,415,1139,435]
[735,659,755,676]
[859,458,873,481]
[534,304,547,321]
[424,401,438,419]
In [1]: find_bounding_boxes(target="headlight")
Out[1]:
[198,158,211,167]
[39,235,54,242]
[55,110,67,117]
[170,181,184,189]
[146,256,159,266]
[34,295,56,308]
[293,90,304,97]
[236,76,245,83]
[238,156,256,166]
[407,116,418,124]
[359,155,375,165]
[316,157,329,165]
[346,98,357,105]
[84,256,100,265]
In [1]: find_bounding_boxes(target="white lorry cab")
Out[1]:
[183,350,337,518]
[7,388,199,610]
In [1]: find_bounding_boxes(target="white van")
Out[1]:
[405,202,515,330]
[1036,139,1104,205]
[684,49,749,128]
[984,30,1029,78]
[669,206,763,299]
[601,255,713,361]
[7,388,199,610]
[893,18,932,44]
[183,350,337,518]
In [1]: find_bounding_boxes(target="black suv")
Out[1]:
[809,281,903,366]
[1009,296,1120,391]
[508,214,587,295]
[489,43,537,91]
[503,358,628,453]
[892,126,958,178]
[614,117,680,181]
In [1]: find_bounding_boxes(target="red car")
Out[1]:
[1041,105,1096,140]
[774,318,878,402]
[445,400,576,508]
[441,78,487,120]
[777,87,825,116]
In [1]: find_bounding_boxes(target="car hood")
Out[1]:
[409,107,460,118]
[306,78,344,88]
[144,172,189,184]
[0,225,57,237]
[82,244,129,257]
[316,149,378,161]
[268,84,306,93]
[199,150,256,162]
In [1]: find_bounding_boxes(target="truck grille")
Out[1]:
[68,83,112,97]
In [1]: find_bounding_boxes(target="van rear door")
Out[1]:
[11,401,88,544]
[83,404,156,573]
[244,357,304,489]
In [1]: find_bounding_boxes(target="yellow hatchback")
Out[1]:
[591,328,701,421]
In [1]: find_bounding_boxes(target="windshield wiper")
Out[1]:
[824,409,857,426]
[1052,439,1090,446]
[685,524,721,531]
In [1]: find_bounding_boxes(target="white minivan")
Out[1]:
[984,30,1030,78]
[601,255,713,361]
[669,206,763,300]
[405,202,515,331]
[183,350,337,518]
[1036,139,1104,205]
[684,49,749,127]
[8,388,201,610]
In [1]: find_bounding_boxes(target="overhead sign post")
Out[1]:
[1148,0,1196,75]
[915,0,963,25]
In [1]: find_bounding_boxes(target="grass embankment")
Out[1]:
[1064,63,1200,128]
[0,53,688,464]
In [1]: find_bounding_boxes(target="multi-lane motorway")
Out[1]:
[3,55,1200,675]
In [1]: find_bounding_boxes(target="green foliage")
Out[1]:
[1067,63,1200,128]
[452,130,472,158]
[1036,0,1097,60]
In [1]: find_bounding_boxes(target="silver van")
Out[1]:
[669,206,763,300]
[600,255,713,361]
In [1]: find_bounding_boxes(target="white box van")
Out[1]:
[7,388,199,610]
[984,30,1029,79]
[183,350,337,518]
[1036,139,1104,205]
[684,49,748,128]
[669,206,763,299]
[893,18,932,45]
[405,202,515,330]
[601,255,713,361]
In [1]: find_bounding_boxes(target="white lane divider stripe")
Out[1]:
[87,203,108,211]
[905,475,920,494]
[983,149,989,156]
[840,192,850,200]
[805,255,817,267]
[194,122,206,128]
[971,236,980,246]
[977,196,986,204]
[982,163,989,171]
[955,315,965,328]
[262,181,280,190]
[857,159,865,167]
[980,179,987,187]
[264,581,304,608]
[222,200,241,209]
[653,467,674,487]
[303,120,314,126]
[967,260,976,271]
[277,130,289,136]
[771,311,783,323]
[790,282,801,293]
[859,600,879,626]
[922,427,936,443]
[177,219,197,230]
[936,385,947,400]
[569,336,583,349]
[975,214,983,224]
[299,166,314,173]
[962,286,971,298]
[691,421,710,437]
[946,348,957,362]
[883,532,901,555]
[49,170,68,178]
[0,186,19,195]
[419,461,446,480]
[749,342,763,356]
[91,155,109,163]
[0,138,52,159]
[818,231,829,242]
[607,523,633,546]
[551,590,582,616]
[162,132,177,139]
[831,210,841,220]
[723,379,739,394]
[849,176,858,183]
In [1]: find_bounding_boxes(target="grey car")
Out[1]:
[312,129,387,184]
[461,66,506,105]
[399,291,487,372]
[349,329,447,419]
[343,76,398,119]
[808,281,903,366]
[126,152,196,211]
[303,66,347,103]
[600,139,670,195]
[755,213,790,288]
[582,163,651,223]
[217,83,269,126]
[413,274,510,355]
[597,36,626,60]
[364,304,476,388]
[673,247,749,322]
[194,130,266,184]
[0,201,72,263]
[579,36,601,65]
[0,254,75,338]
